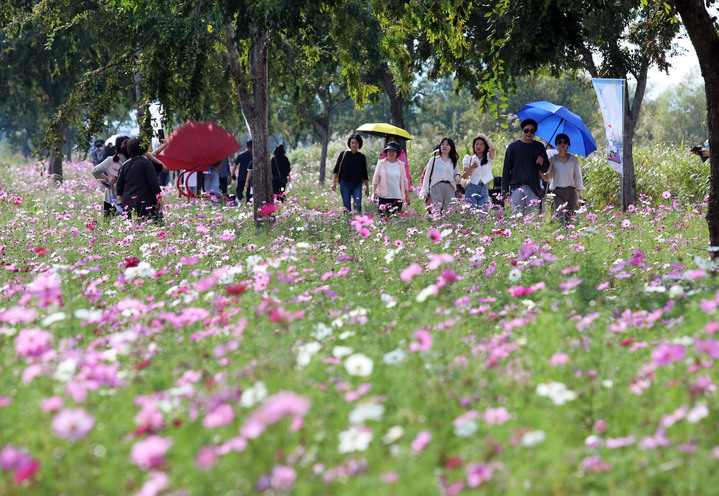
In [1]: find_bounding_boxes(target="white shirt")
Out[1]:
[421,156,458,196]
[384,161,402,199]
[461,154,494,185]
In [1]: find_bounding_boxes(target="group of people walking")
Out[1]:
[331,118,584,222]
[91,119,585,224]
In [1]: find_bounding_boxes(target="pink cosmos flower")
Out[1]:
[662,190,671,199]
[411,430,431,453]
[651,343,686,366]
[270,465,297,490]
[409,329,433,353]
[695,338,719,359]
[427,253,454,270]
[51,407,95,441]
[466,463,493,487]
[380,471,399,483]
[130,435,173,470]
[605,435,636,449]
[581,455,612,473]
[42,396,63,413]
[240,392,311,439]
[483,407,511,425]
[134,471,169,496]
[400,263,423,282]
[15,328,54,358]
[548,353,570,367]
[428,229,442,243]
[202,404,234,428]
[196,446,218,471]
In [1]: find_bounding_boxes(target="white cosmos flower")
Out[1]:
[382,348,406,365]
[349,403,385,424]
[74,308,102,322]
[453,419,478,438]
[686,404,709,424]
[332,346,354,358]
[54,358,77,382]
[520,429,546,447]
[240,382,268,408]
[668,285,684,298]
[338,426,373,453]
[382,426,404,444]
[344,353,373,377]
[416,284,437,303]
[313,323,333,340]
[42,312,66,327]
[536,381,577,405]
[508,268,522,282]
[295,242,310,249]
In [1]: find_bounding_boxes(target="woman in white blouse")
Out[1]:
[547,133,584,223]
[419,137,460,214]
[461,133,495,209]
[372,142,410,216]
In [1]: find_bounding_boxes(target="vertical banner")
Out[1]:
[592,78,625,176]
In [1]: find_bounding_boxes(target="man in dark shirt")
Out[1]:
[231,140,253,203]
[501,119,550,212]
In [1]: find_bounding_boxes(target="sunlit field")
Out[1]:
[1,155,717,495]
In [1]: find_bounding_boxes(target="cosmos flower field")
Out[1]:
[1,160,718,495]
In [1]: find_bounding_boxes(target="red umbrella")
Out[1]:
[157,121,242,171]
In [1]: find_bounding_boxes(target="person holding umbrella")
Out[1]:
[501,119,550,212]
[372,142,410,217]
[332,133,369,213]
[546,133,584,224]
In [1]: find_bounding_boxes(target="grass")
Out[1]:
[0,153,717,495]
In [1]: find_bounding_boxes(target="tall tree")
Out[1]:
[671,0,719,255]
[454,0,680,208]
[274,7,381,182]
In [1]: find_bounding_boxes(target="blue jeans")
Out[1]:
[465,182,489,209]
[339,180,363,212]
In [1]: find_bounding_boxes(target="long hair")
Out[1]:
[439,137,459,166]
[472,136,489,165]
[113,136,130,162]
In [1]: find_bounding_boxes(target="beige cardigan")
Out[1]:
[372,158,410,203]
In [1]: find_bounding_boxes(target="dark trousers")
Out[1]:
[552,186,578,224]
[236,174,250,202]
[219,177,228,195]
[103,201,116,218]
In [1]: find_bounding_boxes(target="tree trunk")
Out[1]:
[672,0,719,256]
[64,128,73,162]
[621,59,648,209]
[226,25,272,222]
[381,64,405,130]
[319,128,329,184]
[47,143,63,186]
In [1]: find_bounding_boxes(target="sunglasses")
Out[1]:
[556,139,570,145]
[522,128,536,134]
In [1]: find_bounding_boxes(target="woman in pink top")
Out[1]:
[380,135,411,189]
[373,142,410,217]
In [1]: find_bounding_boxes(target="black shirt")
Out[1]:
[272,155,291,180]
[234,150,252,179]
[333,151,368,184]
[501,140,550,197]
[116,156,162,215]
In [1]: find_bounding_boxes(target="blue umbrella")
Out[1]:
[516,101,597,157]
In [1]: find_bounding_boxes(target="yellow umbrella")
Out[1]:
[356,123,412,140]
